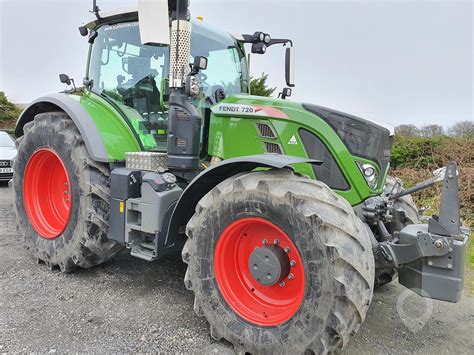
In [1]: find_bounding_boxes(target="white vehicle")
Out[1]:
[0,131,17,183]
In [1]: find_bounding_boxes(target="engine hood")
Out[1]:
[0,147,17,161]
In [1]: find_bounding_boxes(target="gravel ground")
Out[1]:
[0,183,473,354]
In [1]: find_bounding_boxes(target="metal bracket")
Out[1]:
[428,161,461,237]
[380,232,451,268]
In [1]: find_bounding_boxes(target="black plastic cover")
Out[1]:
[299,129,349,190]
[111,168,142,199]
[303,104,392,174]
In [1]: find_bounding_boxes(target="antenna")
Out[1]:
[91,0,101,20]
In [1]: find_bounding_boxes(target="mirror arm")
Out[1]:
[267,38,293,47]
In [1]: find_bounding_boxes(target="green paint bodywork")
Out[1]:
[208,94,386,205]
[72,90,385,206]
[73,90,156,161]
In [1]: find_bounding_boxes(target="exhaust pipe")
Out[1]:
[166,0,202,179]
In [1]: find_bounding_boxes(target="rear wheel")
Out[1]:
[183,170,374,354]
[13,112,123,271]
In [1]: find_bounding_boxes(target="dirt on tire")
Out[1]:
[183,169,375,354]
[13,112,123,272]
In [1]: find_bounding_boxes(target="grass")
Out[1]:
[466,235,474,295]
[468,235,474,269]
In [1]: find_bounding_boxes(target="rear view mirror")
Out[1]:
[59,74,70,84]
[285,47,295,87]
[138,0,170,46]
[279,87,292,100]
[78,26,88,37]
[193,56,208,71]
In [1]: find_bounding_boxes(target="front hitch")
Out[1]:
[379,161,469,302]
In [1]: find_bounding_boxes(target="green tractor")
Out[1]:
[13,1,469,353]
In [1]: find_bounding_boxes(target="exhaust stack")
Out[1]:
[166,0,202,178]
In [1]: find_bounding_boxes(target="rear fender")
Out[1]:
[15,92,142,162]
[16,93,109,162]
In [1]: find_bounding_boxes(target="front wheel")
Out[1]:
[182,170,375,354]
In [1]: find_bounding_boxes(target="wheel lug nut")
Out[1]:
[288,273,294,280]
[262,239,268,245]
[274,239,279,245]
[279,281,285,287]
[290,260,296,267]
[284,247,290,253]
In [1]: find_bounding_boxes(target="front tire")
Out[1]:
[183,170,374,354]
[13,112,123,272]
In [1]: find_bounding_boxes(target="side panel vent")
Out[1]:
[175,108,190,121]
[256,123,276,139]
[264,142,283,154]
[175,138,188,147]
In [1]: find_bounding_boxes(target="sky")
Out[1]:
[0,0,472,128]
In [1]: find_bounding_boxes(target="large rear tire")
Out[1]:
[182,169,374,354]
[13,112,123,272]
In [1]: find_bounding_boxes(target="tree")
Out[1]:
[448,120,474,138]
[395,124,419,137]
[249,73,276,97]
[419,124,444,137]
[0,91,21,123]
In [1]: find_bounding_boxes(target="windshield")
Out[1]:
[0,133,15,148]
[88,21,248,151]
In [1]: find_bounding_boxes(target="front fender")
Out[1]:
[165,154,321,245]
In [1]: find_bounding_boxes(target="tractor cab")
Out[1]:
[86,16,248,152]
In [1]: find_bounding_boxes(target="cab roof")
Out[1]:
[84,6,141,30]
[84,6,240,43]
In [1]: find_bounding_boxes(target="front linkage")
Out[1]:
[363,161,469,302]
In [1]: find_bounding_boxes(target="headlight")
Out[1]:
[357,162,378,189]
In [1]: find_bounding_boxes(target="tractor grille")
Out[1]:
[256,123,276,139]
[0,160,11,167]
[264,142,283,154]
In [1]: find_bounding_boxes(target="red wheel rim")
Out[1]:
[23,148,72,239]
[214,217,305,326]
